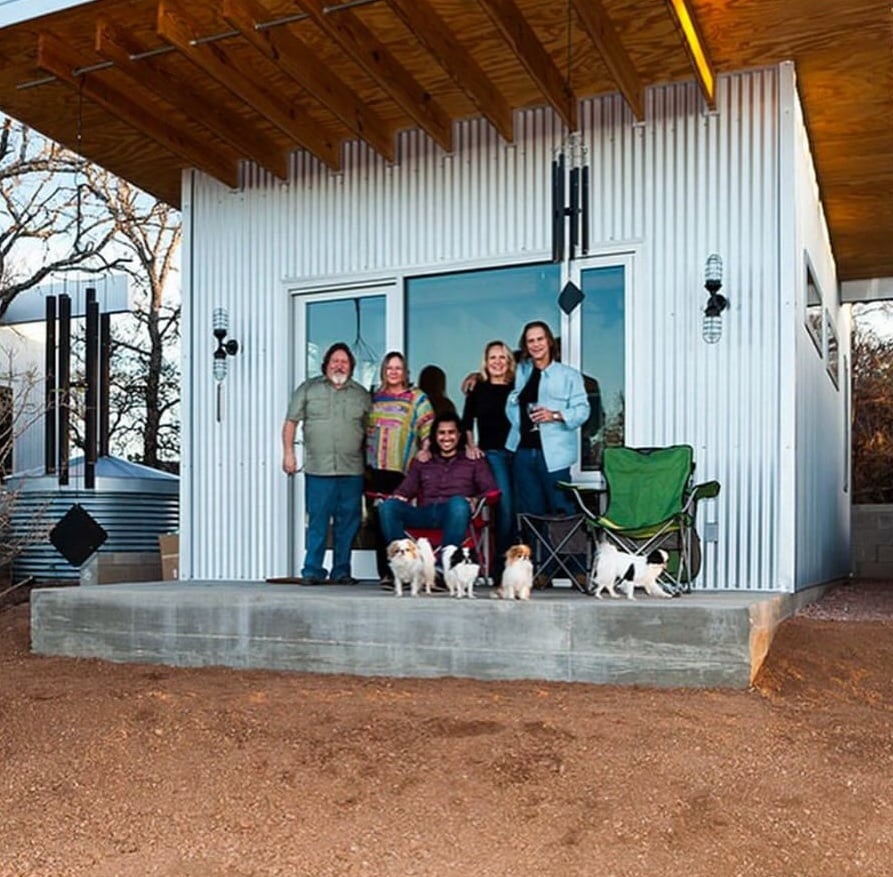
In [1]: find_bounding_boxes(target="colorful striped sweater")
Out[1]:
[365,388,435,474]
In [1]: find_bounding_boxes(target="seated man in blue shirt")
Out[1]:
[378,412,498,554]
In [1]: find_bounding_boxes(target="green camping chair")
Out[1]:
[562,445,720,595]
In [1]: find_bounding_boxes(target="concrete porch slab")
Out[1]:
[30,581,816,689]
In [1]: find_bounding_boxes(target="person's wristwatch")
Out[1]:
[552,411,560,421]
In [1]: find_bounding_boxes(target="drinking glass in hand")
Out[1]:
[527,402,540,432]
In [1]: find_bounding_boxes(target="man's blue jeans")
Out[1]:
[513,448,575,517]
[378,496,471,551]
[303,474,364,580]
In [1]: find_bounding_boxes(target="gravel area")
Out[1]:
[1,580,890,877]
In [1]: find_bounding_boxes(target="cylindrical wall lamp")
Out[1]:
[212,307,239,381]
[702,254,728,344]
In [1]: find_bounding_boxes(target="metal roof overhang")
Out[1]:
[0,0,890,282]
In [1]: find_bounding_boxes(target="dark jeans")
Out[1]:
[368,468,405,578]
[378,496,471,553]
[485,449,514,578]
[303,474,364,580]
[512,447,575,518]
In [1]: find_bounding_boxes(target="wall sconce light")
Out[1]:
[702,254,728,344]
[212,307,239,381]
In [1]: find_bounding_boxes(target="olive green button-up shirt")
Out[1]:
[286,376,371,476]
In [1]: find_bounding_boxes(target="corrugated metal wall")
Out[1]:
[786,67,852,587]
[182,63,846,591]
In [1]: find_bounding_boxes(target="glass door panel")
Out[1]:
[305,296,386,391]
[290,285,393,578]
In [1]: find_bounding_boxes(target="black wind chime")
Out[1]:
[551,131,590,265]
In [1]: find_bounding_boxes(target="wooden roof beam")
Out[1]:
[94,18,288,180]
[222,0,396,162]
[572,0,644,121]
[156,0,340,171]
[296,0,453,153]
[477,0,576,131]
[383,0,514,144]
[665,0,716,109]
[37,32,240,190]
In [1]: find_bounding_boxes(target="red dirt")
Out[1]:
[1,581,891,877]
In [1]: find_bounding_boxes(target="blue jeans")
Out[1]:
[303,474,364,580]
[486,449,514,576]
[378,496,471,551]
[513,448,575,518]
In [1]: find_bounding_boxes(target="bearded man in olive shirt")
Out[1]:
[282,343,371,584]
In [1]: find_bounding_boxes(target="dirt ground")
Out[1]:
[1,581,891,877]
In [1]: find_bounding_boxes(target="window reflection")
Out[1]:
[406,263,560,404]
[306,296,385,389]
[404,261,625,472]
[580,266,625,469]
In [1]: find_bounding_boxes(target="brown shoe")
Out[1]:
[533,574,552,590]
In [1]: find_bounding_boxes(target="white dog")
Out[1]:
[494,544,534,600]
[387,537,436,597]
[442,544,481,599]
[592,543,671,600]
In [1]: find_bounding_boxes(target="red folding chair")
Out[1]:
[366,489,501,581]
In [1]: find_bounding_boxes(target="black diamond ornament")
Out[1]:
[558,281,584,314]
[49,504,108,567]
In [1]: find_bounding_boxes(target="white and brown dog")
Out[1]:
[387,537,436,597]
[494,543,534,601]
[592,543,671,600]
[442,544,481,599]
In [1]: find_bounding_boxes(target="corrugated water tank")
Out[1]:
[5,456,179,581]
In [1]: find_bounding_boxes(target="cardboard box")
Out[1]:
[80,552,163,586]
[159,533,179,581]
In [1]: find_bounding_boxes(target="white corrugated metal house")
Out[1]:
[2,1,890,595]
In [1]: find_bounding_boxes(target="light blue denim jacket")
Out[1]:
[506,360,590,472]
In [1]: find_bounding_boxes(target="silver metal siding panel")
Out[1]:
[788,63,851,588]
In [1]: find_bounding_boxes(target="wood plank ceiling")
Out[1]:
[0,0,890,281]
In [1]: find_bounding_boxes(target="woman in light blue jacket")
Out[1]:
[506,321,590,517]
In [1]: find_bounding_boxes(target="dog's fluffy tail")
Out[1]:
[417,537,436,585]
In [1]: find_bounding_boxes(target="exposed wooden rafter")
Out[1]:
[296,0,454,153]
[37,31,240,190]
[383,0,514,144]
[222,0,396,163]
[478,0,577,131]
[94,17,288,180]
[572,0,644,121]
[0,0,887,278]
[665,0,716,109]
[156,0,341,171]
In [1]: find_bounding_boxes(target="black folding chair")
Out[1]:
[516,512,593,593]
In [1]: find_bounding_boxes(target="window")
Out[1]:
[805,255,823,355]
[406,263,561,406]
[579,266,625,470]
[406,260,627,472]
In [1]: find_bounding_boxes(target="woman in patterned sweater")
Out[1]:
[366,352,435,582]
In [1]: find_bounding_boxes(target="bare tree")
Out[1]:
[1,117,130,319]
[852,304,893,503]
[72,165,181,470]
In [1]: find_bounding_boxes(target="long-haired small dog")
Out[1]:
[592,543,670,600]
[387,537,436,597]
[494,544,534,600]
[442,544,481,599]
